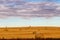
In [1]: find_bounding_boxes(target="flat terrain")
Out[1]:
[0,26,60,39]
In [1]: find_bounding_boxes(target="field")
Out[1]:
[0,26,60,40]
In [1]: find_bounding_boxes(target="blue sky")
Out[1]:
[0,17,60,27]
[25,0,60,3]
[0,0,60,27]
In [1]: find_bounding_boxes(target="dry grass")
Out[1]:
[0,26,60,39]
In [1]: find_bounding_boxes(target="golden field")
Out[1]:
[0,26,60,39]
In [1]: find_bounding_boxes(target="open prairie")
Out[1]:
[0,26,60,40]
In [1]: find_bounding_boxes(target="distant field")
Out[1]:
[0,26,60,40]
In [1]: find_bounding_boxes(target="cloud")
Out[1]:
[0,0,60,19]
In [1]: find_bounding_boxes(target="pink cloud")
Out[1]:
[0,0,60,19]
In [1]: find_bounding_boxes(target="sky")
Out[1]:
[0,0,60,27]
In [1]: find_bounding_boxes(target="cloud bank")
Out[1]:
[0,0,60,19]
